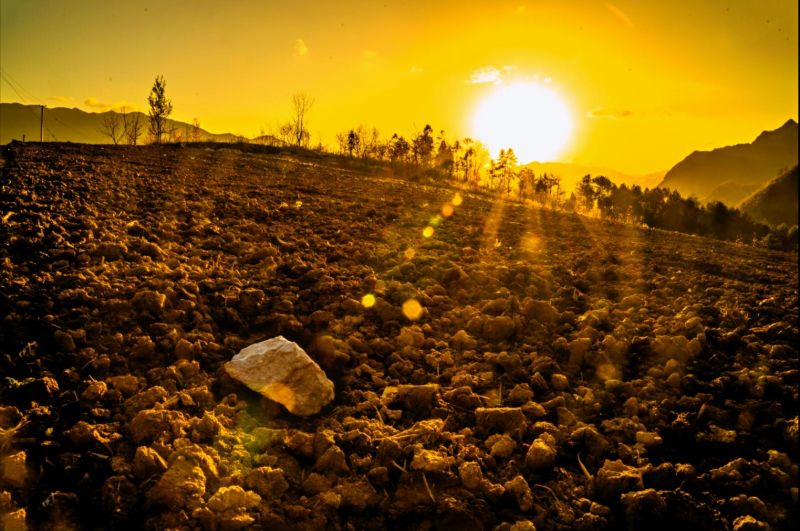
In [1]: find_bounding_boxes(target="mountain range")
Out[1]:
[657,119,798,205]
[0,102,245,145]
[737,165,798,227]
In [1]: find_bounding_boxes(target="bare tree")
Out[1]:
[335,131,349,155]
[120,107,130,142]
[147,75,173,144]
[189,117,202,142]
[278,122,294,145]
[125,111,144,145]
[288,92,313,147]
[101,112,122,144]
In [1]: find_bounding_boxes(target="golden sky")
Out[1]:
[1,0,797,173]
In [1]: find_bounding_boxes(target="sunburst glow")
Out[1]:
[472,82,573,163]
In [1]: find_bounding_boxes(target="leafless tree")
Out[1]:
[335,131,349,155]
[101,112,122,144]
[278,122,294,145]
[120,107,143,145]
[288,92,313,147]
[189,117,202,142]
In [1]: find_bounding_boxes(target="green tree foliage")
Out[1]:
[147,75,173,144]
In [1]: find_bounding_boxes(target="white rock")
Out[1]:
[224,336,334,416]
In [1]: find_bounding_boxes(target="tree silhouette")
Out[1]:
[412,124,434,167]
[347,129,360,157]
[147,75,173,144]
[389,134,410,163]
[101,111,122,145]
[120,107,143,145]
[289,92,314,147]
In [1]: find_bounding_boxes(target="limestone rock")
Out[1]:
[225,336,334,416]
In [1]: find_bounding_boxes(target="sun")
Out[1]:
[472,82,573,163]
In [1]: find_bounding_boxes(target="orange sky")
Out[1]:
[1,0,797,173]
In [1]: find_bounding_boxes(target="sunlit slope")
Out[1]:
[658,119,798,204]
[738,165,799,227]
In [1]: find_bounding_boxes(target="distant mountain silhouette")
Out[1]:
[658,119,798,205]
[737,165,798,227]
[524,162,664,193]
[0,102,243,144]
[703,181,762,206]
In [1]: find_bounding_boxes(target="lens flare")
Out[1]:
[422,226,434,238]
[452,193,463,206]
[361,293,376,308]
[402,299,423,320]
[404,247,416,259]
[441,204,454,217]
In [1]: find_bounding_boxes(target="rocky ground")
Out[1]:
[0,143,797,530]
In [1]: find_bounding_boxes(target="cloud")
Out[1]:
[467,65,514,85]
[468,67,502,85]
[84,97,111,109]
[293,38,308,57]
[49,96,74,104]
[362,49,378,60]
[409,65,424,75]
[587,107,633,119]
[83,97,138,112]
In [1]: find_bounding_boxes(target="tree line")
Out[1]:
[100,76,201,145]
[571,175,798,251]
[99,77,797,251]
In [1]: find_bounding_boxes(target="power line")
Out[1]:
[1,68,98,140]
[1,73,58,140]
[1,68,40,103]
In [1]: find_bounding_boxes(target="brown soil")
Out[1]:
[1,143,797,530]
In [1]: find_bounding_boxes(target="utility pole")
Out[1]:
[40,105,44,142]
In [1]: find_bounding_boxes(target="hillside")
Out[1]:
[0,102,243,144]
[738,165,799,227]
[658,119,798,204]
[0,143,797,530]
[702,181,761,207]
[525,161,664,192]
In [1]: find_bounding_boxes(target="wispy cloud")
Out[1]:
[587,107,633,119]
[49,96,74,104]
[467,65,514,85]
[606,3,634,28]
[83,97,138,112]
[293,38,308,57]
[84,97,111,109]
